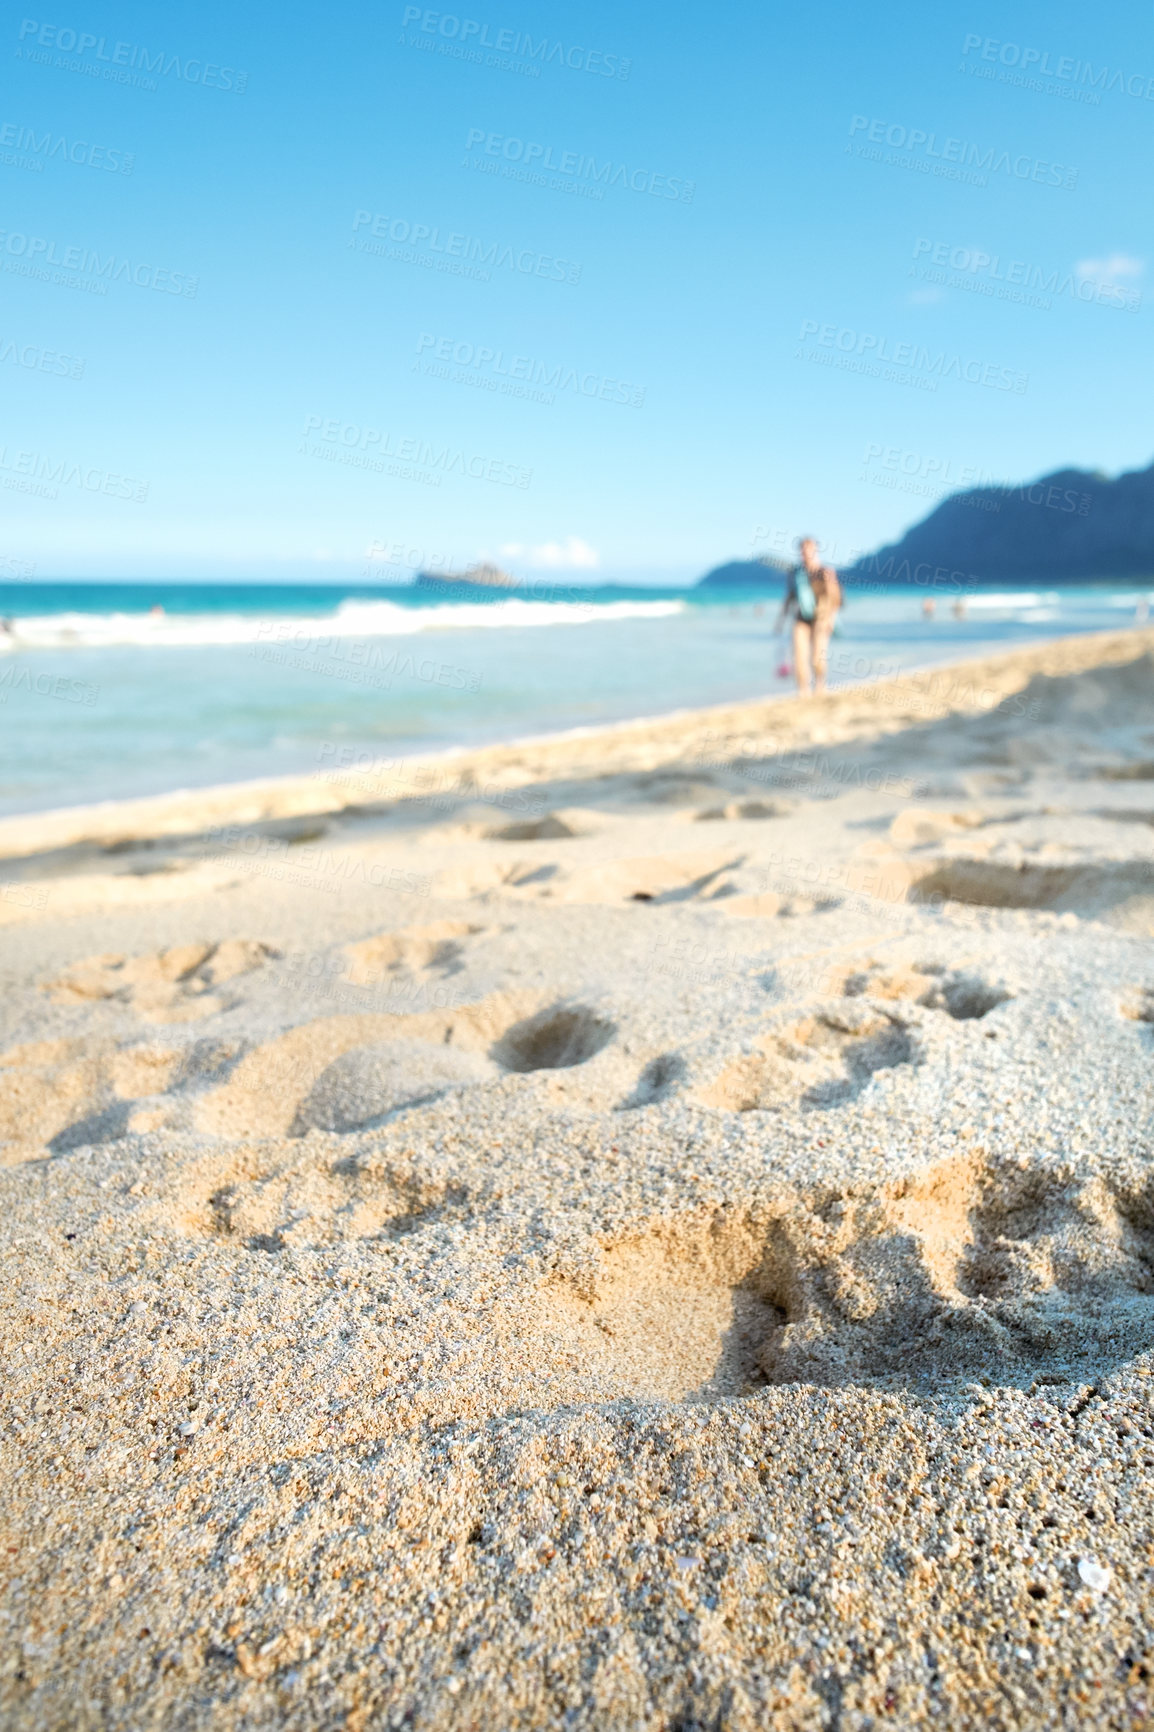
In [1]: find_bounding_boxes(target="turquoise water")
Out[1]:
[0,581,1148,817]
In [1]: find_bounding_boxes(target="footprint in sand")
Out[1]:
[492,1004,615,1073]
[1096,760,1154,782]
[698,1003,919,1114]
[771,1157,1154,1387]
[433,858,558,899]
[1121,988,1154,1027]
[698,961,1012,1118]
[524,1213,786,1405]
[435,849,744,907]
[551,850,744,906]
[522,1157,1154,1407]
[158,1147,470,1252]
[906,856,1154,933]
[343,919,482,986]
[888,809,988,847]
[715,889,842,920]
[292,1040,498,1134]
[46,939,279,1021]
[484,810,593,841]
[627,772,728,806]
[192,989,561,1140]
[836,959,1012,1021]
[694,799,795,822]
[0,1036,187,1159]
[617,1052,686,1110]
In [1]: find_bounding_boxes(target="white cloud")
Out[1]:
[498,537,600,570]
[1076,253,1145,282]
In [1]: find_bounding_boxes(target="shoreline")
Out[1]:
[1,625,1149,861]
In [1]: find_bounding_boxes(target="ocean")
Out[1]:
[0,579,1148,818]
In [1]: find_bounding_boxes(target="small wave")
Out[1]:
[961,592,1061,609]
[0,595,684,650]
[332,597,683,632]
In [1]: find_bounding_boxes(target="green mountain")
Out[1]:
[847,458,1154,585]
[695,556,792,589]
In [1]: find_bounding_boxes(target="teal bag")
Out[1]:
[794,565,817,622]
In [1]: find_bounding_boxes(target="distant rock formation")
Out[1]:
[695,556,793,589]
[847,458,1154,585]
[415,563,518,591]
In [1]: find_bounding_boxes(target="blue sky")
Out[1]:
[1,0,1149,584]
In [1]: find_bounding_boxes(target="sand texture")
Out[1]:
[2,628,1154,1730]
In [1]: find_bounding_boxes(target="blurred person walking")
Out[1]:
[775,537,842,694]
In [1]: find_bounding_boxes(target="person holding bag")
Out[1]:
[774,536,842,694]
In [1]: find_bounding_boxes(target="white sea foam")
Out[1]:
[0,595,685,650]
[960,592,1059,609]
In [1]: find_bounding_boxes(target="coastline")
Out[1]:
[1,626,1148,863]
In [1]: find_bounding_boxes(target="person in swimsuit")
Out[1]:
[774,537,842,694]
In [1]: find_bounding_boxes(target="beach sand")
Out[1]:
[2,627,1154,1730]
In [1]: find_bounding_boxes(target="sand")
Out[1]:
[2,626,1154,1730]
